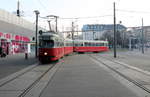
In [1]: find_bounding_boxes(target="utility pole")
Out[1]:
[141,18,144,54]
[34,10,40,58]
[17,0,20,17]
[72,22,74,40]
[113,2,117,58]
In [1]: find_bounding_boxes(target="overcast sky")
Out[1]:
[1,0,150,30]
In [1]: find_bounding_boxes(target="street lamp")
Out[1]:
[47,15,59,32]
[34,10,40,58]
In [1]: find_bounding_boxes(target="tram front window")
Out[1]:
[39,40,54,48]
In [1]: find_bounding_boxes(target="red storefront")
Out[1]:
[0,32,30,55]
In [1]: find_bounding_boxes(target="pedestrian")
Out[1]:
[0,46,6,58]
[0,46,2,55]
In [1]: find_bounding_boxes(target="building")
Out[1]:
[82,24,126,40]
[0,9,43,55]
[127,26,150,47]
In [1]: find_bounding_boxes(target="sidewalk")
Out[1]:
[100,48,150,72]
[0,52,38,79]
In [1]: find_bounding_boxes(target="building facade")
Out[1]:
[0,9,42,55]
[127,26,150,47]
[82,24,126,40]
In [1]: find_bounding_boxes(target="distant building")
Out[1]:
[82,24,126,40]
[127,26,150,47]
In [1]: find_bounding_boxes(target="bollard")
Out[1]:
[25,53,28,60]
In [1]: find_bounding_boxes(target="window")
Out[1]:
[39,40,54,48]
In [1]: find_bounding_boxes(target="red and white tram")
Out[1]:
[64,39,73,55]
[38,31,109,63]
[38,32,64,62]
[73,40,109,53]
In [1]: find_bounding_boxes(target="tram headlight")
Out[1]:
[44,52,48,55]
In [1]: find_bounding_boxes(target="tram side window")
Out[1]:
[106,43,108,47]
[79,43,83,46]
[74,42,83,47]
[56,41,63,47]
[74,43,77,46]
[60,42,64,47]
[67,43,69,47]
[102,43,104,46]
[96,43,103,46]
[104,43,108,47]
[96,43,99,46]
[84,42,89,46]
[92,42,95,46]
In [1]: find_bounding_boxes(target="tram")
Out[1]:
[38,31,109,63]
[73,40,109,53]
[38,31,64,62]
[64,39,73,55]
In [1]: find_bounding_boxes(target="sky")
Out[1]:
[1,0,150,30]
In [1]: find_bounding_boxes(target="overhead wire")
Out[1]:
[32,0,49,13]
[59,15,113,20]
[116,9,150,14]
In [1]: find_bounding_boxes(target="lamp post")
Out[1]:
[34,10,40,58]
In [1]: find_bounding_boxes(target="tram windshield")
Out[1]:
[39,40,54,48]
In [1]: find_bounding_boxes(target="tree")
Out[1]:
[100,30,113,48]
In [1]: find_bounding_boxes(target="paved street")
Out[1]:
[1,50,150,97]
[40,54,142,97]
[0,53,38,79]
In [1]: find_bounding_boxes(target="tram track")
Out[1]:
[0,60,62,97]
[18,64,55,97]
[0,64,37,87]
[90,54,150,94]
[95,54,150,77]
